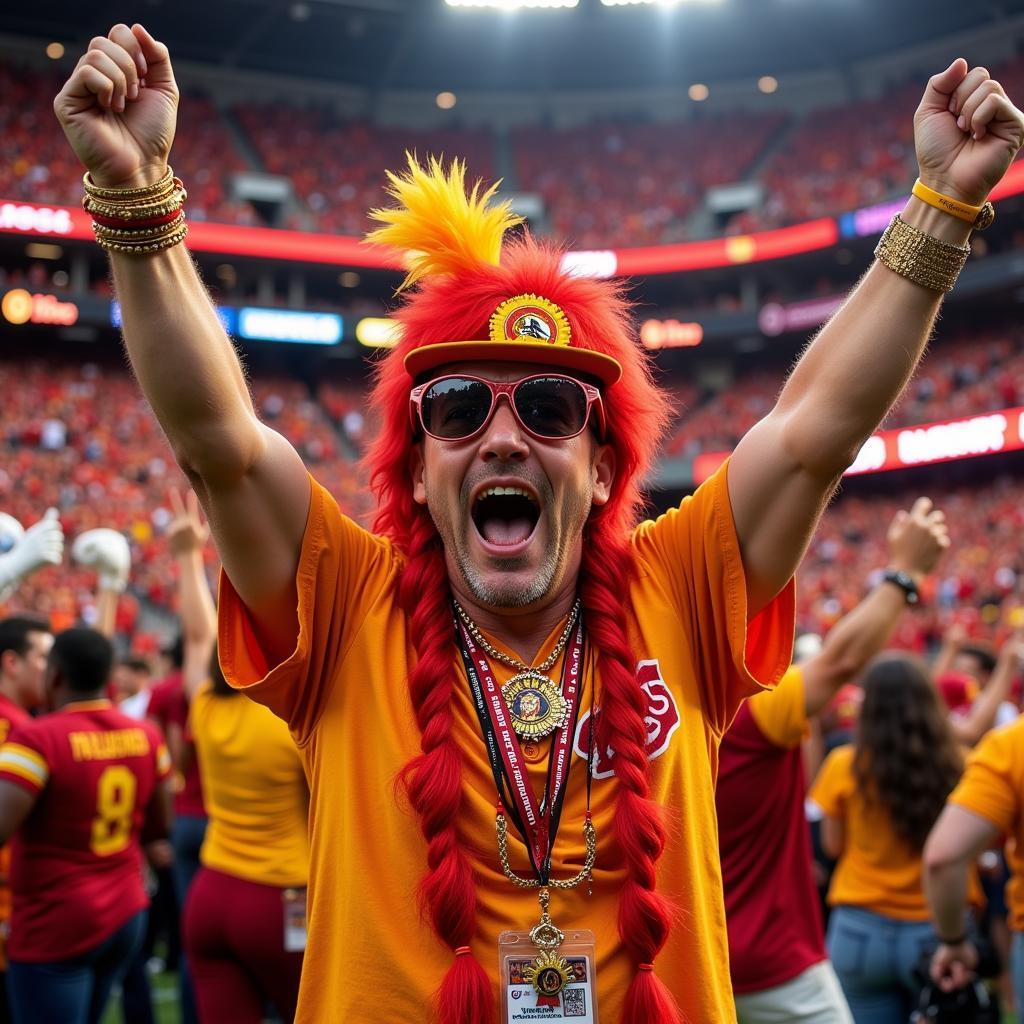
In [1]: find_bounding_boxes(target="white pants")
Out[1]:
[734,961,854,1024]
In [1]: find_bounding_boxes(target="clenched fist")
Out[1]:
[53,23,179,191]
[915,58,1024,207]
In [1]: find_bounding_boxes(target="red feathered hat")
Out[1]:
[367,156,622,386]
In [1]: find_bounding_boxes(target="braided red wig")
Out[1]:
[365,160,678,1024]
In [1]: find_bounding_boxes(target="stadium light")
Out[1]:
[600,0,723,7]
[45,42,64,60]
[446,0,579,9]
[758,75,778,94]
[436,91,457,110]
[688,83,709,101]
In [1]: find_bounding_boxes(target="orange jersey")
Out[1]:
[811,744,981,920]
[189,682,308,887]
[219,460,794,1023]
[949,716,1024,931]
[0,700,170,961]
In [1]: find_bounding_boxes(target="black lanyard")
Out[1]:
[455,613,594,885]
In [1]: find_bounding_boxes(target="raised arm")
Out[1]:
[802,498,948,718]
[728,60,1024,614]
[949,632,1024,747]
[54,24,310,666]
[167,489,217,701]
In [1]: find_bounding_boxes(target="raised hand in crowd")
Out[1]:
[72,526,131,638]
[946,627,1024,747]
[166,489,216,701]
[800,497,948,719]
[0,509,63,602]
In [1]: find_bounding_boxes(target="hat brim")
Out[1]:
[404,341,623,387]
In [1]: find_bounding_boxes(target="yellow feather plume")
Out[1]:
[366,153,523,291]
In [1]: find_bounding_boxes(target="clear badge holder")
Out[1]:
[282,887,307,952]
[499,929,599,1023]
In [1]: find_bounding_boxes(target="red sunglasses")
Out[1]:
[409,373,607,442]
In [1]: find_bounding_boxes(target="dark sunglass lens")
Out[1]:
[514,378,588,437]
[420,378,492,438]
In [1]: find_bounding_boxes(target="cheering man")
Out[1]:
[54,24,1023,1024]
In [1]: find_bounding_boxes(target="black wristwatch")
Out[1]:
[882,569,920,605]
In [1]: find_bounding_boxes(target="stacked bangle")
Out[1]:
[83,167,188,255]
[875,214,970,293]
[876,181,996,293]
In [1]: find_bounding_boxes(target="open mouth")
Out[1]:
[471,485,541,548]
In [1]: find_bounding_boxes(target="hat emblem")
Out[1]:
[490,294,571,348]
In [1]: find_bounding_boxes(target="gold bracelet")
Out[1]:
[874,214,970,293]
[911,179,995,230]
[94,220,187,247]
[83,167,175,201]
[92,212,186,240]
[95,224,188,255]
[83,187,187,221]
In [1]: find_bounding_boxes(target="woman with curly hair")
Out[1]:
[810,652,969,1022]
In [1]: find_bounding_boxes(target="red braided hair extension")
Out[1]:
[396,509,494,1024]
[581,532,682,1024]
[364,231,674,1024]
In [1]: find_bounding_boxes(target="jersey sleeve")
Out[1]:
[809,745,854,819]
[948,722,1024,835]
[630,457,795,734]
[0,725,50,796]
[218,475,401,744]
[145,719,172,781]
[748,666,807,750]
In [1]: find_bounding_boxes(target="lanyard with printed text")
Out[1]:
[456,614,587,885]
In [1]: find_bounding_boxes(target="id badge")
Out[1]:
[499,929,598,1023]
[282,888,308,953]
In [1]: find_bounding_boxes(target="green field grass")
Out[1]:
[102,969,179,1024]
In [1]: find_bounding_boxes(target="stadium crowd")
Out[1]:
[2,445,1023,1023]
[4,22,1024,1024]
[5,51,1024,246]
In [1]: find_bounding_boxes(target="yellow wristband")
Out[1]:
[912,179,983,223]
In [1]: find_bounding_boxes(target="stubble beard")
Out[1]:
[429,477,592,610]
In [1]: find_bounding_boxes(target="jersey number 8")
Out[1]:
[90,765,138,857]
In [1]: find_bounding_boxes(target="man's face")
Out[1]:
[411,362,615,610]
[954,651,992,686]
[14,630,53,710]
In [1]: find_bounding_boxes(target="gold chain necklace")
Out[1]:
[453,599,581,739]
[453,598,581,674]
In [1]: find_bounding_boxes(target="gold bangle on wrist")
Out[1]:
[83,167,175,202]
[84,165,189,257]
[911,179,995,231]
[874,214,970,293]
[94,223,189,255]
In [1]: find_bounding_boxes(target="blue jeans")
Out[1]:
[7,910,145,1024]
[826,906,935,1024]
[1011,931,1024,1023]
[172,814,208,1024]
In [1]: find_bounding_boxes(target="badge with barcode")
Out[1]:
[499,929,598,1022]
